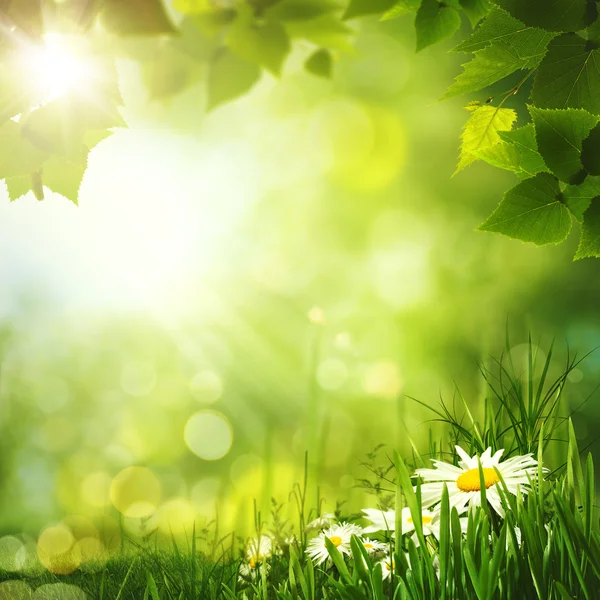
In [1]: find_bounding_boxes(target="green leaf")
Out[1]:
[479,172,572,245]
[474,124,547,178]
[456,103,517,172]
[101,0,176,35]
[575,197,600,258]
[382,0,422,20]
[529,106,599,184]
[22,96,123,161]
[305,49,333,78]
[344,0,398,20]
[142,41,203,99]
[41,155,87,205]
[493,0,596,32]
[532,33,600,114]
[459,0,491,27]
[207,49,261,110]
[267,0,340,21]
[453,7,527,53]
[284,15,354,52]
[0,120,47,179]
[499,124,547,175]
[444,25,554,98]
[415,0,461,52]
[227,12,291,76]
[146,571,161,600]
[563,176,600,221]
[581,122,600,176]
[5,175,32,201]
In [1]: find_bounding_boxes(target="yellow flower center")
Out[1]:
[329,535,343,547]
[248,553,263,569]
[456,467,499,492]
[385,561,393,571]
[406,515,433,525]
[364,543,373,549]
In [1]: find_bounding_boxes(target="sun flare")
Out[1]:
[23,34,90,102]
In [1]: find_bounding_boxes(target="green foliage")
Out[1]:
[1,0,600,263]
[456,103,516,173]
[2,339,598,599]
[493,0,595,32]
[563,176,600,221]
[415,0,462,52]
[344,0,398,20]
[305,48,333,78]
[531,34,600,113]
[445,11,555,98]
[581,123,600,176]
[529,107,598,185]
[479,173,571,246]
[474,124,546,179]
[575,198,600,259]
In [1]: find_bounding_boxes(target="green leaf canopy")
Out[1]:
[529,106,599,184]
[479,172,572,245]
[493,0,596,32]
[532,34,600,114]
[575,197,600,259]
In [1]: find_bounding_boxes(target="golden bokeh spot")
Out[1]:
[158,498,196,535]
[81,472,112,508]
[184,410,233,461]
[329,535,343,547]
[61,515,98,541]
[0,580,32,599]
[37,524,81,575]
[456,468,500,492]
[0,536,26,572]
[74,537,107,571]
[363,361,403,399]
[110,466,161,517]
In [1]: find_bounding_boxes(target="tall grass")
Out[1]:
[1,339,598,599]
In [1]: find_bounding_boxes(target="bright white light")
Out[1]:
[24,34,89,101]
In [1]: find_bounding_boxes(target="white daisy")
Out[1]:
[305,522,362,566]
[379,553,410,580]
[305,512,336,532]
[238,559,270,581]
[361,538,388,555]
[238,535,273,582]
[361,508,396,534]
[400,507,437,537]
[245,535,273,562]
[415,446,540,518]
[379,555,395,580]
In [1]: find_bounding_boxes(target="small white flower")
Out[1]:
[379,553,411,580]
[379,555,395,580]
[245,535,273,562]
[361,538,388,555]
[415,446,541,518]
[305,522,362,566]
[362,508,396,534]
[305,512,336,532]
[238,559,270,581]
[238,536,273,582]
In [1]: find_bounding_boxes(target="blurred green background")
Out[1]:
[0,12,599,561]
